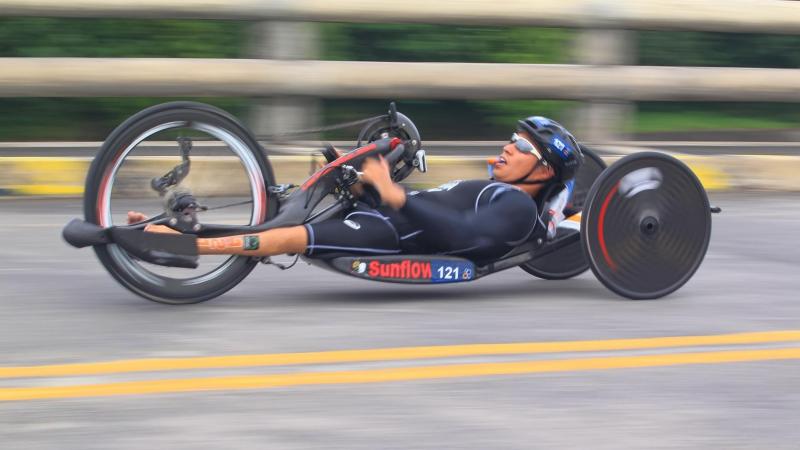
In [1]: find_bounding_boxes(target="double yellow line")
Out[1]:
[2,330,800,401]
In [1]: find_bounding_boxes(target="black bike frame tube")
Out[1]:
[474,231,581,278]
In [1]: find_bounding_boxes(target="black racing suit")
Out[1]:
[305,180,541,263]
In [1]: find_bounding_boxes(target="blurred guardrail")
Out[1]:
[1,0,799,196]
[2,141,800,196]
[1,59,800,101]
[0,0,799,101]
[2,0,800,141]
[2,0,800,33]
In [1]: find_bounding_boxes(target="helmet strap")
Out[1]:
[510,158,551,185]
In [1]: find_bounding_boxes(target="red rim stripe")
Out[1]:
[97,147,126,227]
[597,182,619,272]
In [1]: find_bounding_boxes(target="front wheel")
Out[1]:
[84,102,275,304]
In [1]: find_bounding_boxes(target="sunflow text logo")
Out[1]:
[368,260,432,279]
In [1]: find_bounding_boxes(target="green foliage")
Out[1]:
[639,31,800,68]
[0,97,249,140]
[634,102,800,133]
[0,18,797,140]
[0,18,246,57]
[0,18,248,140]
[321,23,571,63]
[320,24,575,139]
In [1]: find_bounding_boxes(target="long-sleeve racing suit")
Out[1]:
[304,179,541,263]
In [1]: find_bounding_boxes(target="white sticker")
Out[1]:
[619,167,663,198]
[427,180,462,192]
[343,219,361,230]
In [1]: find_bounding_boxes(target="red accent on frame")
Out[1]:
[597,183,619,272]
[300,138,402,191]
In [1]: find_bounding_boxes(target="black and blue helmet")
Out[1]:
[516,116,583,182]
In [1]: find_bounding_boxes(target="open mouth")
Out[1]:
[495,156,507,167]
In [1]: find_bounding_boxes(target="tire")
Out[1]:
[580,152,712,299]
[84,102,275,304]
[520,146,606,280]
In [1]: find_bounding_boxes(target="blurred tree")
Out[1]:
[636,31,800,134]
[639,31,800,68]
[0,19,797,140]
[0,18,248,140]
[320,24,574,139]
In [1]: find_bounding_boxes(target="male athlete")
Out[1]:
[130,116,582,263]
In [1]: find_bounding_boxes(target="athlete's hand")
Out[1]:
[127,210,180,234]
[360,156,392,189]
[127,211,148,224]
[360,156,406,210]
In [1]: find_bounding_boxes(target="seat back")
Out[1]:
[536,181,573,240]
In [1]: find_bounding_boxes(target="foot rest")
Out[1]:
[62,218,110,248]
[110,228,199,269]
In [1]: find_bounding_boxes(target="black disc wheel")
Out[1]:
[84,102,275,304]
[520,146,606,279]
[581,152,712,299]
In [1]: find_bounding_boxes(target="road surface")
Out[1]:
[1,194,799,449]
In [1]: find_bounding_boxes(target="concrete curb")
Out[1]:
[0,154,798,197]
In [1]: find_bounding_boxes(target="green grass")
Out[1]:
[634,111,799,133]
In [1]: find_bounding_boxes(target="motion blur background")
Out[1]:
[2,2,800,449]
[1,14,799,141]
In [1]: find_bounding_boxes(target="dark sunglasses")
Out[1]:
[510,133,545,163]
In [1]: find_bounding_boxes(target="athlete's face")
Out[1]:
[492,131,543,183]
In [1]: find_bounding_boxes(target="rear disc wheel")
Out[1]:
[581,152,712,299]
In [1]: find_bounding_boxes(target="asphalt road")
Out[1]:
[1,194,799,449]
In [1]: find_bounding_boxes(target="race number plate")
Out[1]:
[430,260,474,283]
[331,256,475,284]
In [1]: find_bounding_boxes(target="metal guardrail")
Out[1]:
[1,0,798,141]
[1,0,799,34]
[1,58,799,101]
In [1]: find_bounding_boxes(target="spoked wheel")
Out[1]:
[84,102,275,304]
[581,152,712,299]
[520,147,606,279]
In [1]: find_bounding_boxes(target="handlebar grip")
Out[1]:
[385,143,405,166]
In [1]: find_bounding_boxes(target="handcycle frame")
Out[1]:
[63,122,576,284]
[62,100,716,300]
[75,135,575,284]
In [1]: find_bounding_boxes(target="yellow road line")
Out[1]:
[2,347,799,402]
[7,184,84,196]
[674,158,731,191]
[3,330,800,379]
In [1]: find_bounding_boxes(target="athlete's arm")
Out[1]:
[399,189,538,254]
